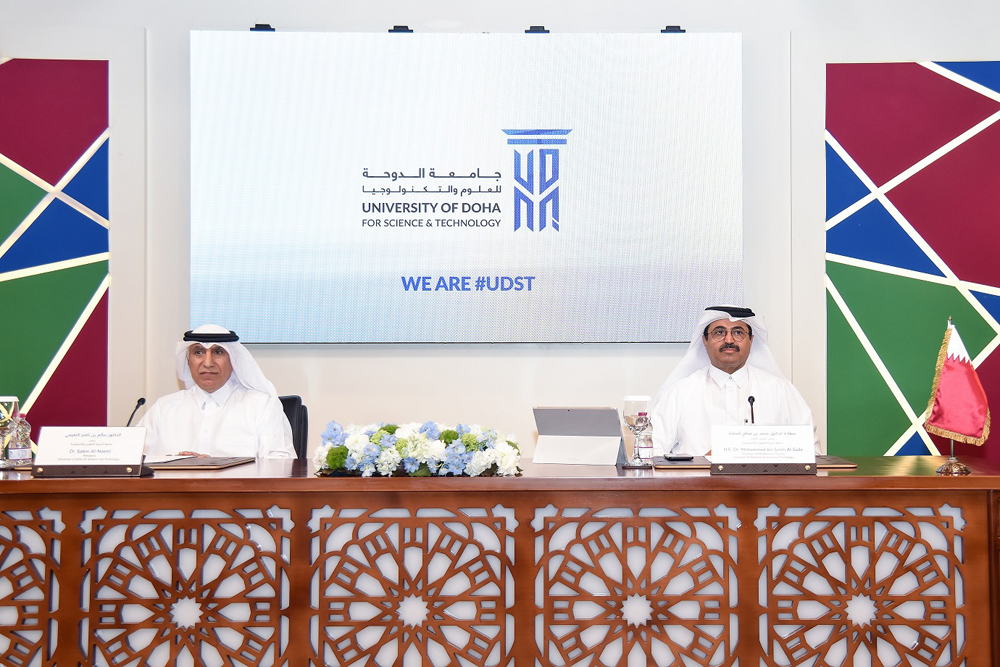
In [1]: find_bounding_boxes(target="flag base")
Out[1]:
[936,456,971,476]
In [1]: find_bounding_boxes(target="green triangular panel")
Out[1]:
[0,261,107,402]
[0,164,46,245]
[827,261,996,415]
[827,290,911,457]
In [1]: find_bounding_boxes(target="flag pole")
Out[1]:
[924,320,987,476]
[936,438,971,476]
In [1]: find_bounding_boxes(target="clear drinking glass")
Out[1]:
[5,416,32,466]
[623,395,652,467]
[634,431,654,461]
[0,396,19,470]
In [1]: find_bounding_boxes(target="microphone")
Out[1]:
[126,397,146,427]
[747,396,755,424]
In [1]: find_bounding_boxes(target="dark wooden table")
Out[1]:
[0,456,996,666]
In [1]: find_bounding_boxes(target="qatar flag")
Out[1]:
[924,321,991,445]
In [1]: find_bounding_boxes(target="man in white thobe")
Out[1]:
[651,306,818,457]
[138,325,295,459]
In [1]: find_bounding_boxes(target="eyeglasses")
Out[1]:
[708,326,749,342]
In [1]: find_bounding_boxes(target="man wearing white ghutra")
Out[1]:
[650,306,819,457]
[139,325,295,459]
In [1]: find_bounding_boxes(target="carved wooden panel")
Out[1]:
[0,508,62,667]
[309,505,516,667]
[0,462,996,665]
[532,505,740,667]
[994,490,1000,662]
[757,503,969,667]
[80,506,292,667]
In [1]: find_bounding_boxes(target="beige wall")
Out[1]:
[3,0,998,456]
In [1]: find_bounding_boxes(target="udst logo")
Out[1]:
[502,129,571,231]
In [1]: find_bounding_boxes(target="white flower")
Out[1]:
[465,449,496,477]
[394,422,420,439]
[345,431,370,459]
[313,443,332,470]
[377,447,402,476]
[405,433,430,461]
[427,439,446,461]
[493,442,520,476]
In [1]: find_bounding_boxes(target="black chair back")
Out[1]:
[279,395,309,459]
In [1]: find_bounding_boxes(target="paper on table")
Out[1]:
[142,454,196,464]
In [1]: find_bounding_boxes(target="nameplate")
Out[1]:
[34,427,146,467]
[533,435,625,466]
[710,425,815,475]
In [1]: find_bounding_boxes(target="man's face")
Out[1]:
[703,318,752,374]
[187,343,233,393]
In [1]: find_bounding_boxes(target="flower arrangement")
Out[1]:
[313,420,521,477]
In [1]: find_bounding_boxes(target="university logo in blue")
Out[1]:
[502,129,571,231]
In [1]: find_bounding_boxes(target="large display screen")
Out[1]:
[190,31,743,342]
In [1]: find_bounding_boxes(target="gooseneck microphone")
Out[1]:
[747,396,755,424]
[126,397,146,427]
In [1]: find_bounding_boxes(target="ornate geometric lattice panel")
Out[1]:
[995,491,1000,646]
[533,505,739,667]
[757,504,967,666]
[309,505,515,667]
[0,508,62,666]
[81,506,292,667]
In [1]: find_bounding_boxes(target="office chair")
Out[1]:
[279,395,309,459]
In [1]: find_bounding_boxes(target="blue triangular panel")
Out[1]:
[936,61,1000,96]
[0,199,108,273]
[62,139,109,220]
[896,432,932,456]
[826,141,871,221]
[970,290,1000,324]
[826,200,944,276]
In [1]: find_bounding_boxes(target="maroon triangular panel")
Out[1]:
[25,291,109,430]
[887,120,1000,288]
[0,59,109,185]
[827,62,1000,187]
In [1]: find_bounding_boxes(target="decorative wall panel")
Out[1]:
[826,61,1000,464]
[0,58,110,430]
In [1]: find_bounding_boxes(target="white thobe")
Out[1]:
[651,364,818,456]
[139,379,295,459]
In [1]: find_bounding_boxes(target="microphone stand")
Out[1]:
[126,398,146,427]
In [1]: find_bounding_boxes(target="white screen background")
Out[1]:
[190,32,743,342]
